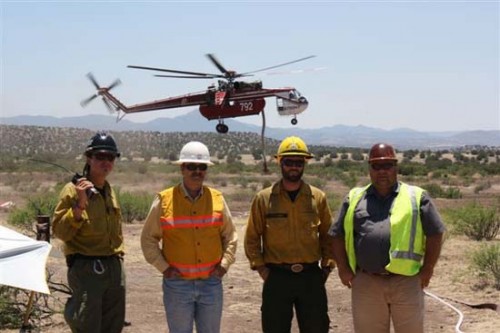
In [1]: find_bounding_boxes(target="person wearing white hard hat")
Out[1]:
[141,141,237,333]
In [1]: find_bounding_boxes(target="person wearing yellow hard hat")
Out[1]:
[245,136,334,333]
[141,141,237,333]
[329,143,446,333]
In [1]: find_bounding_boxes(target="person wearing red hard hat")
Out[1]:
[329,143,445,333]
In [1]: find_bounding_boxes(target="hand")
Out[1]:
[210,265,227,278]
[322,266,333,283]
[419,266,434,288]
[74,178,93,204]
[256,265,270,281]
[163,266,181,279]
[337,267,355,288]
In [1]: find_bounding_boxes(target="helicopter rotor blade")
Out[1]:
[154,74,220,79]
[86,72,100,89]
[265,67,327,76]
[128,65,215,78]
[108,79,122,90]
[102,97,114,113]
[241,55,317,75]
[206,54,229,75]
[80,94,99,107]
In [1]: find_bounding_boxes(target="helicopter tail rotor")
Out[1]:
[80,73,121,111]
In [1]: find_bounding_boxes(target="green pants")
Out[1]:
[65,256,126,333]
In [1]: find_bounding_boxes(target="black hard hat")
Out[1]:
[85,132,120,157]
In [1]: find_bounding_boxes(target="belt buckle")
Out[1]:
[290,264,304,273]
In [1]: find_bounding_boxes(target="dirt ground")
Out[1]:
[2,215,498,333]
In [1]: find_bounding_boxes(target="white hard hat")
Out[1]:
[174,141,214,165]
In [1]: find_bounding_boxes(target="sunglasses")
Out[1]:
[370,163,396,171]
[185,163,208,171]
[93,154,116,162]
[281,159,305,168]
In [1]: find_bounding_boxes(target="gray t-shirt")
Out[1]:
[328,182,445,273]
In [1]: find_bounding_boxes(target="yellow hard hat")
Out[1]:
[275,136,313,160]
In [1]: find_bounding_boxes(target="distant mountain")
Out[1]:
[1,111,499,149]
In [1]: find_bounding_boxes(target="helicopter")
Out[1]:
[81,54,314,134]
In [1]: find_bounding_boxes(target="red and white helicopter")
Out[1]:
[81,54,314,133]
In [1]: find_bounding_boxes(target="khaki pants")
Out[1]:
[352,271,423,333]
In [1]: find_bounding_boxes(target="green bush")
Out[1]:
[470,243,500,290]
[0,286,24,328]
[7,192,59,232]
[116,190,154,223]
[448,202,500,241]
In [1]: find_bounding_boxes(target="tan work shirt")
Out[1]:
[245,181,334,269]
[52,181,124,256]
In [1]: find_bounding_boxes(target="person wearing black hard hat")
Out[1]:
[329,143,445,333]
[53,132,126,333]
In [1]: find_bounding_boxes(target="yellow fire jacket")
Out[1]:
[141,184,237,279]
[245,181,335,269]
[52,181,124,256]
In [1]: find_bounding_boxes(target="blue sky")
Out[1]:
[1,1,499,132]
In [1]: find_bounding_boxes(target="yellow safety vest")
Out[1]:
[344,182,425,276]
[159,185,224,279]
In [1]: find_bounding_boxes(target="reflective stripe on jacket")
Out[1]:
[159,185,224,279]
[344,182,425,276]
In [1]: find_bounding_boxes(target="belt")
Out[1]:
[66,253,121,269]
[267,263,319,273]
[358,268,397,277]
[68,253,120,260]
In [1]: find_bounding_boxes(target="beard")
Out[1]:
[281,167,303,183]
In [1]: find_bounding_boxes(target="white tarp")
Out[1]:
[0,225,52,294]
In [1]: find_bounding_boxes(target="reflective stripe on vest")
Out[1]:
[390,185,423,262]
[160,213,223,229]
[344,183,425,276]
[168,259,221,279]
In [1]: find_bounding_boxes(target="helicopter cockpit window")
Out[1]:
[289,90,298,100]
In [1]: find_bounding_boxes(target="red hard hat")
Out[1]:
[368,143,397,163]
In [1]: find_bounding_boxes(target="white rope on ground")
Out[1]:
[424,290,465,333]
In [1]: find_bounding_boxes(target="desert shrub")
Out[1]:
[421,183,461,199]
[0,286,24,328]
[7,192,59,232]
[116,190,154,223]
[470,243,500,290]
[474,181,492,194]
[448,202,500,241]
[307,177,326,190]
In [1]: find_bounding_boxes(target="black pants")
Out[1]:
[261,266,330,333]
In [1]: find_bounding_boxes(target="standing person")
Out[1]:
[52,132,125,333]
[245,136,335,333]
[329,143,445,333]
[141,141,237,333]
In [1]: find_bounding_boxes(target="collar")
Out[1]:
[180,182,203,201]
[367,181,400,197]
